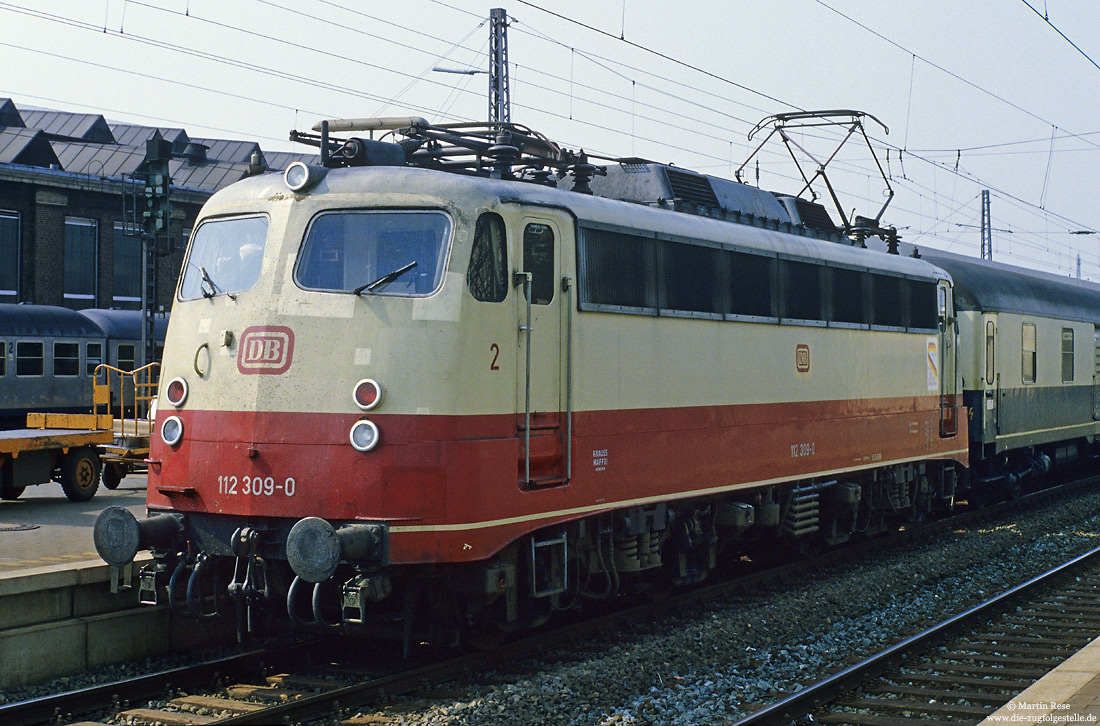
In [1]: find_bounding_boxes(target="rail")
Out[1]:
[93,361,160,439]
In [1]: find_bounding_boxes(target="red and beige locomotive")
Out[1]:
[94,114,1100,646]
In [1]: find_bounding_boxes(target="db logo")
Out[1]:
[237,326,295,375]
[795,343,811,373]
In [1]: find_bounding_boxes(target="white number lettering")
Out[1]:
[217,474,296,496]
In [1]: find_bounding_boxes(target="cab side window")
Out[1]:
[522,223,555,305]
[467,213,508,302]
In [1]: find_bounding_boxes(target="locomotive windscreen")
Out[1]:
[295,210,451,296]
[179,215,269,300]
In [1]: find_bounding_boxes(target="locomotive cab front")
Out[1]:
[95,160,558,640]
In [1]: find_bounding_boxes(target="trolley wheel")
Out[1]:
[60,447,101,502]
[1,485,25,500]
[102,463,124,490]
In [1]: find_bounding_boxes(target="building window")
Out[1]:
[64,217,98,309]
[113,224,143,310]
[1062,328,1074,383]
[0,211,18,302]
[1022,322,1037,384]
[467,213,508,302]
[16,341,43,376]
[54,342,80,377]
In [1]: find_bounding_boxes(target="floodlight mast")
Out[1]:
[736,110,894,237]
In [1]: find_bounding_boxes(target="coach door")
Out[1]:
[983,316,1000,439]
[515,216,568,488]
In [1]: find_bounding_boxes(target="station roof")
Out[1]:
[920,249,1100,324]
[0,98,319,194]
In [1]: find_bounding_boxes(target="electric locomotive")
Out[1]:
[95,116,972,646]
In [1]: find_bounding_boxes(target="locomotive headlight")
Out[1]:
[161,415,184,447]
[349,419,380,452]
[165,377,188,407]
[353,379,383,410]
[284,161,327,193]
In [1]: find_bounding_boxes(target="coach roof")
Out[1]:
[920,249,1100,324]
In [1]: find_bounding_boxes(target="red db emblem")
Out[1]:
[237,326,294,375]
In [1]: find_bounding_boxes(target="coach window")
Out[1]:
[0,340,5,376]
[54,342,80,377]
[87,342,103,376]
[1062,328,1074,383]
[1022,323,1037,384]
[522,223,555,305]
[117,344,136,372]
[985,321,995,385]
[467,213,508,302]
[16,341,43,376]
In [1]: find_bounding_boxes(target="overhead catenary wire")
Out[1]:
[0,0,1097,278]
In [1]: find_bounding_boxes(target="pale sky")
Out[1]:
[2,1,1098,278]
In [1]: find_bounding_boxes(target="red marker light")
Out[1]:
[353,379,383,411]
[165,377,188,407]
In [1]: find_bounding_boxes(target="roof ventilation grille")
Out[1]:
[665,167,719,208]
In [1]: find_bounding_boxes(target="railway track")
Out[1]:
[4,478,1097,726]
[731,542,1100,726]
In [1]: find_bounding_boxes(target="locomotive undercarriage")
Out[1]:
[118,443,1100,651]
[112,460,963,650]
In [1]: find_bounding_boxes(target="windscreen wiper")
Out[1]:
[199,266,218,299]
[354,260,418,295]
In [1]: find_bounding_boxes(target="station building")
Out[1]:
[0,97,316,311]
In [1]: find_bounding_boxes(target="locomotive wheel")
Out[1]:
[60,447,101,502]
[102,463,124,490]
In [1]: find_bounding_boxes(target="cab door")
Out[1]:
[1092,327,1100,420]
[938,281,958,437]
[515,215,567,488]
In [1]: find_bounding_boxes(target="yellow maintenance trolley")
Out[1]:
[0,362,158,502]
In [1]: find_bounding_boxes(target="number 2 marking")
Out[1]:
[490,343,500,370]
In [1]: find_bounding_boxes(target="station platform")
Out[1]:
[0,473,147,571]
[982,637,1100,723]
